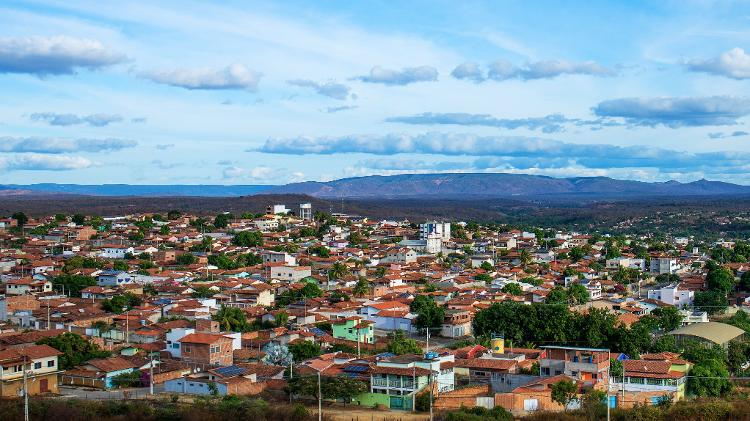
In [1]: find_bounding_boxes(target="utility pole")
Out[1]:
[412,365,416,412]
[606,350,611,421]
[289,357,293,404]
[317,370,322,421]
[23,355,29,421]
[429,370,434,421]
[425,327,430,352]
[149,353,154,395]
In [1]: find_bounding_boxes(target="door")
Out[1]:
[40,378,48,393]
[523,399,539,411]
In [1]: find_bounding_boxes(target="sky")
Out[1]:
[1,0,750,185]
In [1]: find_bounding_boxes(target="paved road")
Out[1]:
[58,384,164,400]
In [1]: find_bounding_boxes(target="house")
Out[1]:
[360,301,416,332]
[441,309,472,338]
[331,317,374,344]
[382,247,417,264]
[650,258,679,275]
[495,375,578,412]
[539,346,609,387]
[97,270,135,287]
[99,246,135,259]
[0,344,62,396]
[62,357,137,389]
[4,278,52,295]
[610,354,690,407]
[261,251,296,266]
[647,283,693,307]
[179,333,234,366]
[269,265,312,282]
[164,365,261,396]
[606,257,646,271]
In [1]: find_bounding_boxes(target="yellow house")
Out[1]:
[0,344,62,396]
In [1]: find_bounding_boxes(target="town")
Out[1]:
[0,202,749,420]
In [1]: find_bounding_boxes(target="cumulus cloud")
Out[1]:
[0,154,92,171]
[255,131,750,174]
[451,62,484,82]
[30,112,123,127]
[385,112,617,133]
[287,79,351,100]
[487,59,614,81]
[356,65,438,85]
[708,131,749,139]
[0,136,136,153]
[686,48,750,80]
[143,64,261,91]
[155,143,175,150]
[592,96,750,127]
[0,35,125,76]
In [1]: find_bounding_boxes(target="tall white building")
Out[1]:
[420,221,450,241]
[650,257,679,275]
[647,283,693,307]
[299,203,312,221]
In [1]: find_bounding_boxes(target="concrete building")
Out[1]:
[539,346,609,387]
[299,203,312,221]
[647,283,693,307]
[420,221,451,241]
[0,344,62,396]
[650,258,679,275]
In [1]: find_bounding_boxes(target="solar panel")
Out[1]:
[309,328,326,336]
[376,352,396,358]
[215,365,246,377]
[343,365,368,373]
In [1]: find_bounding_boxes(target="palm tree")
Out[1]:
[353,277,370,297]
[328,261,348,280]
[519,249,532,266]
[213,306,248,332]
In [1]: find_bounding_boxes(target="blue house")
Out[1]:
[80,357,138,389]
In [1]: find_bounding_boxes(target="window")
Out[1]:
[34,362,41,369]
[47,360,54,367]
[630,377,644,384]
[647,378,662,386]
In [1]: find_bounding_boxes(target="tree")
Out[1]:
[159,225,170,235]
[232,231,263,247]
[111,370,142,388]
[694,290,727,315]
[609,358,623,378]
[71,213,86,225]
[51,274,97,297]
[213,306,249,332]
[651,306,683,331]
[706,266,735,294]
[546,287,570,305]
[740,271,750,292]
[11,211,28,226]
[328,261,348,280]
[113,260,129,271]
[37,332,110,369]
[480,261,494,271]
[568,284,590,305]
[214,213,233,229]
[410,295,445,329]
[300,282,323,298]
[501,283,523,296]
[288,341,321,361]
[191,285,217,299]
[688,359,732,397]
[288,376,367,403]
[353,277,371,297]
[519,249,532,266]
[387,330,422,355]
[176,253,197,265]
[167,210,182,220]
[307,245,330,258]
[275,311,289,327]
[101,293,142,313]
[551,379,578,410]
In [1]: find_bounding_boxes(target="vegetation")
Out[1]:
[386,330,422,355]
[36,332,110,369]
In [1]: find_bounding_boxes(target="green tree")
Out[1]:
[288,341,321,361]
[191,285,217,298]
[101,293,142,313]
[694,290,727,315]
[328,261,348,280]
[551,379,578,410]
[113,260,129,271]
[706,266,735,294]
[688,359,732,397]
[545,287,570,305]
[167,210,182,220]
[501,283,523,296]
[610,358,623,378]
[568,284,590,305]
[410,295,445,329]
[651,306,683,331]
[176,253,198,265]
[159,225,170,235]
[740,271,750,292]
[51,274,97,297]
[353,277,371,297]
[480,261,494,271]
[71,213,86,225]
[387,330,422,355]
[214,213,233,229]
[213,306,249,332]
[37,332,110,369]
[12,211,28,226]
[232,231,263,247]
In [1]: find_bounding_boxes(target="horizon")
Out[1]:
[2,1,750,185]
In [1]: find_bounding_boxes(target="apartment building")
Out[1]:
[539,346,609,387]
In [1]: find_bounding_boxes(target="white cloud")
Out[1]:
[287,79,351,100]
[592,96,750,127]
[0,154,92,171]
[30,112,124,127]
[0,137,137,153]
[142,64,261,91]
[0,35,125,75]
[686,47,750,80]
[356,65,438,85]
[488,59,614,80]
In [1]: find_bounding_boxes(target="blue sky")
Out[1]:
[1,0,750,185]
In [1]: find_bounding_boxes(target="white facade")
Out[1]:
[650,258,679,275]
[299,203,312,221]
[269,265,312,282]
[647,283,693,307]
[606,257,646,271]
[420,221,451,241]
[99,246,135,259]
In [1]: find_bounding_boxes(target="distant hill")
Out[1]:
[4,173,750,200]
[267,173,750,198]
[0,184,273,197]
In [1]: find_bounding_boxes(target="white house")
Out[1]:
[647,283,693,307]
[650,258,679,275]
[99,246,135,259]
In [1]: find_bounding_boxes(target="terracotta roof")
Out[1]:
[85,357,137,373]
[371,365,431,376]
[455,358,517,371]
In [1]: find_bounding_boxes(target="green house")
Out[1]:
[332,317,374,344]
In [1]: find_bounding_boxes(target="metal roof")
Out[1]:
[669,321,745,345]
